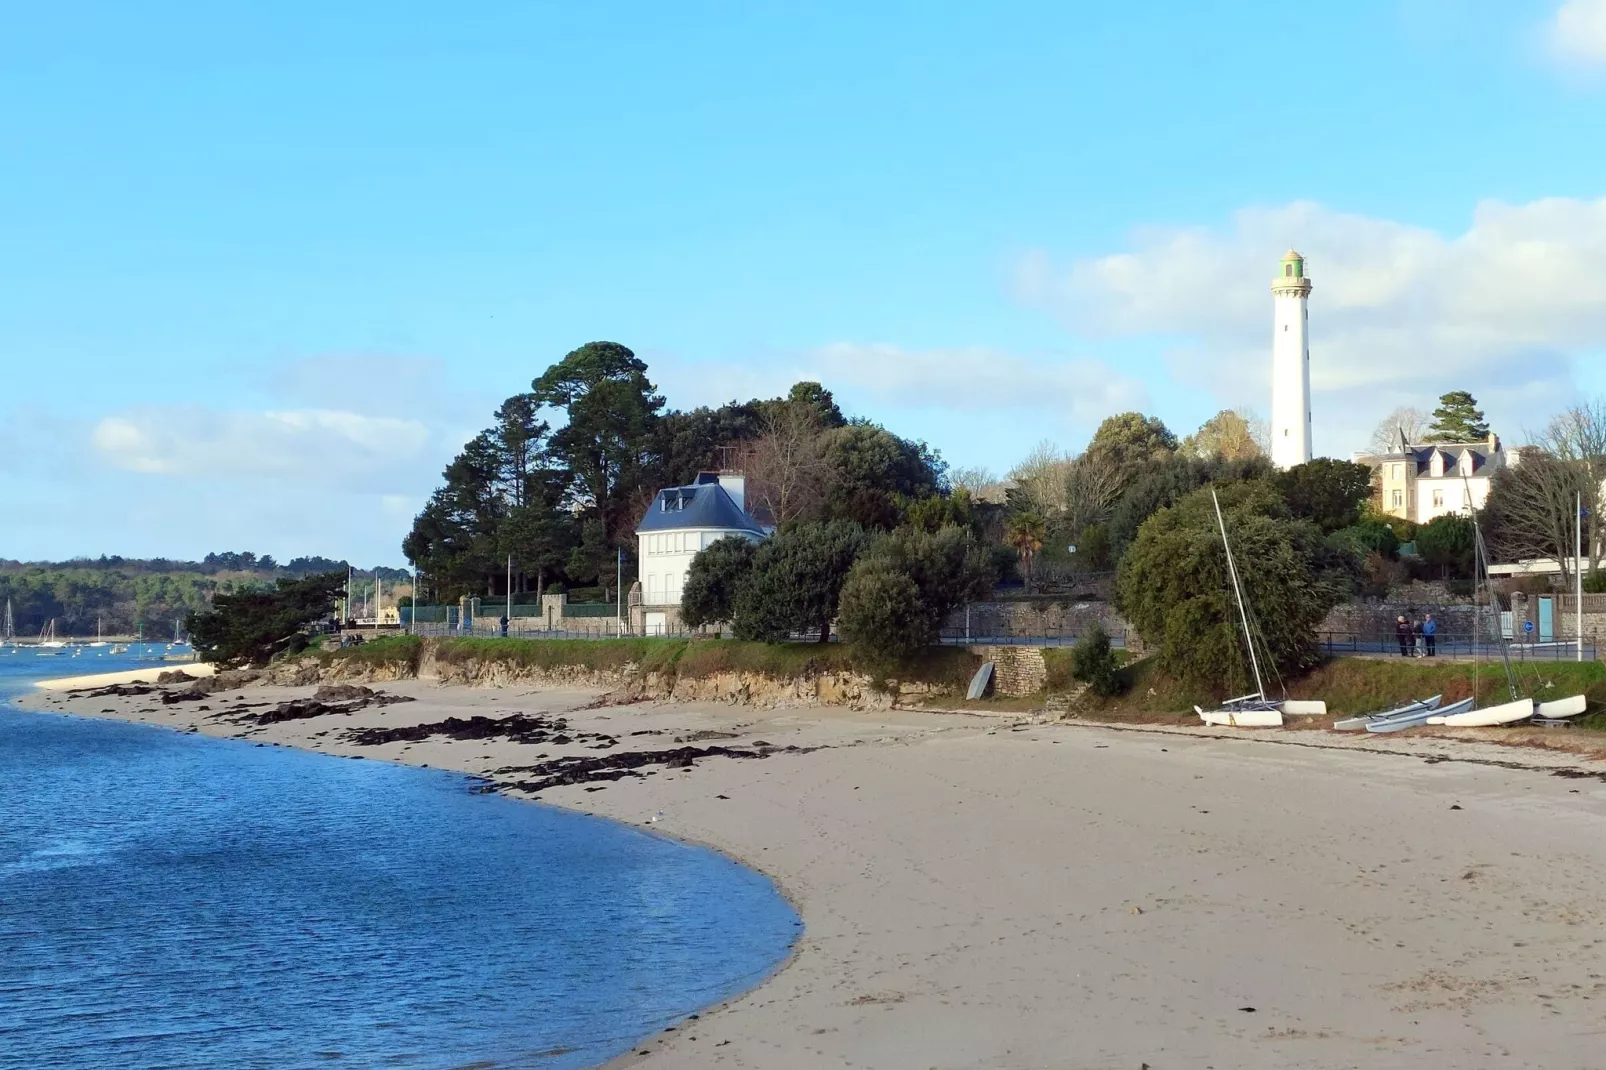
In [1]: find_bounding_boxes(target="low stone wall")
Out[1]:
[1318,601,1485,639]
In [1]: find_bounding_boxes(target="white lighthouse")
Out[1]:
[1270,248,1313,469]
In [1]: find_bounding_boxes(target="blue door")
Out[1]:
[1539,597,1555,643]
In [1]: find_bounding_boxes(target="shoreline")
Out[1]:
[19,675,1606,1068]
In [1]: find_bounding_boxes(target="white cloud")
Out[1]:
[91,406,434,489]
[1551,0,1606,65]
[1021,197,1606,453]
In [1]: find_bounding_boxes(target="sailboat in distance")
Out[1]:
[38,619,67,650]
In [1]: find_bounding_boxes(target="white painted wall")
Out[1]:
[1412,475,1494,525]
[1271,290,1311,470]
[638,528,763,607]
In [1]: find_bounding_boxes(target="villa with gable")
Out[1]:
[1362,429,1512,525]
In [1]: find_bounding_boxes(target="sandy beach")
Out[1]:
[21,675,1606,1069]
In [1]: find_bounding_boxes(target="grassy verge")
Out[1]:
[429,636,980,692]
[1054,654,1606,729]
[316,634,424,674]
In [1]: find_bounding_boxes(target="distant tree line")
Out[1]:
[0,555,407,637]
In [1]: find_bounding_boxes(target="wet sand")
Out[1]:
[22,678,1606,1069]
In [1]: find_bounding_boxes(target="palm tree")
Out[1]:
[1005,512,1046,593]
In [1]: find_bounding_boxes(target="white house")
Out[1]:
[634,472,765,634]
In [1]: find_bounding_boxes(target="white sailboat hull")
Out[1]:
[1196,705,1284,728]
[1435,697,1536,727]
[1536,695,1588,720]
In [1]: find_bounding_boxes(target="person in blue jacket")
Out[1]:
[1422,613,1437,657]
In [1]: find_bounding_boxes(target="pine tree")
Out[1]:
[1424,391,1490,443]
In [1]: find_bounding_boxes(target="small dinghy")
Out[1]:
[1368,696,1471,733]
[1535,694,1588,721]
[1334,694,1441,732]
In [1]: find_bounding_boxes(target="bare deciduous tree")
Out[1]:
[1532,398,1606,575]
[1483,447,1588,586]
[1007,440,1074,517]
[739,403,834,527]
[1060,448,1128,534]
[1368,406,1429,456]
[948,465,996,496]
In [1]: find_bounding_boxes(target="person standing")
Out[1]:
[499,614,509,638]
[1395,615,1412,657]
[1412,617,1425,658]
[1422,613,1437,657]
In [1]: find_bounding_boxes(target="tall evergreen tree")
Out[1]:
[1424,390,1490,442]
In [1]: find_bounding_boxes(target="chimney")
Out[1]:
[718,472,746,514]
[1488,431,1500,453]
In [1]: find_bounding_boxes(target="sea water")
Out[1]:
[0,649,798,1069]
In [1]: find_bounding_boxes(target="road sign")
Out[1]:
[1524,620,1535,634]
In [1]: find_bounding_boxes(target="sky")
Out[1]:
[3,0,1605,565]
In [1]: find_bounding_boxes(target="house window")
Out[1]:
[1432,489,1444,508]
[1391,490,1403,508]
[647,574,660,603]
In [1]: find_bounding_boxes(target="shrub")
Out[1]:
[732,520,872,642]
[187,571,345,668]
[836,559,927,665]
[681,536,758,627]
[1116,482,1354,693]
[1071,623,1123,697]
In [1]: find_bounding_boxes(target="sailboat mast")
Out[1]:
[1213,490,1267,699]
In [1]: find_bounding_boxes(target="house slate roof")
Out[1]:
[1368,429,1497,477]
[636,475,765,535]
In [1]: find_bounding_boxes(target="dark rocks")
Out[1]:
[313,683,413,705]
[343,714,614,749]
[236,687,414,725]
[493,744,809,795]
[155,670,195,684]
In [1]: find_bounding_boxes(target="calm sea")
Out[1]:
[0,647,798,1069]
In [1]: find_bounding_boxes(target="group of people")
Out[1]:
[1394,613,1438,658]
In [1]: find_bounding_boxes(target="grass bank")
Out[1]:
[1046,652,1606,730]
[314,634,424,674]
[429,636,980,692]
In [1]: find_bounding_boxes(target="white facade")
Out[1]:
[638,527,760,607]
[1270,249,1313,470]
[635,474,765,625]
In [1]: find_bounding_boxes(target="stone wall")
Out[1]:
[968,645,1047,696]
[943,599,1135,648]
[1318,601,1486,640]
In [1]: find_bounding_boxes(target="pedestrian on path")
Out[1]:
[1395,615,1412,657]
[1422,613,1437,657]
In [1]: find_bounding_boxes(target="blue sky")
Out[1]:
[4,0,1605,565]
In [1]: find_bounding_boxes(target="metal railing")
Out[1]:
[1317,630,1599,663]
